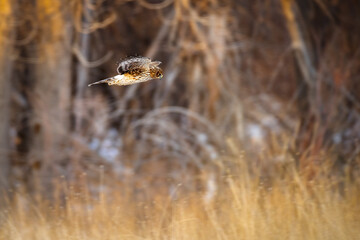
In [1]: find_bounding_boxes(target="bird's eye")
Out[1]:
[156,72,162,77]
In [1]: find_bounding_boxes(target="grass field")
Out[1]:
[1,159,359,240]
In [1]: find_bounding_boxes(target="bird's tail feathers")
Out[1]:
[88,77,114,87]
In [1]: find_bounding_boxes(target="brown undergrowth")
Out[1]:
[1,154,360,240]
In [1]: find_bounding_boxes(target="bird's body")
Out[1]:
[88,56,163,87]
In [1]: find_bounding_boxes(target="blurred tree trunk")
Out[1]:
[30,0,72,183]
[74,0,95,132]
[0,0,14,190]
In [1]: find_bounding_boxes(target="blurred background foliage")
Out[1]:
[0,0,360,197]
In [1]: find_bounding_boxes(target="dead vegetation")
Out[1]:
[1,159,360,240]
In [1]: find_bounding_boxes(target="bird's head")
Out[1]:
[150,66,163,79]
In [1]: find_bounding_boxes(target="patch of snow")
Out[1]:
[89,128,122,164]
[261,116,280,132]
[89,138,100,150]
[246,123,265,143]
[196,133,208,143]
[333,133,342,144]
[203,173,217,204]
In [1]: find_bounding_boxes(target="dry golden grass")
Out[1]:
[1,160,359,240]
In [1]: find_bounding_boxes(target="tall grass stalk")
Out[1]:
[1,158,359,240]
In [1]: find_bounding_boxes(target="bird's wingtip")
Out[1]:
[88,78,112,87]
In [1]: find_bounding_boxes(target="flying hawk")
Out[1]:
[88,56,163,87]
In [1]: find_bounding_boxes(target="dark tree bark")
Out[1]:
[0,0,14,190]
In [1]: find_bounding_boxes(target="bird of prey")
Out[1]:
[88,56,163,87]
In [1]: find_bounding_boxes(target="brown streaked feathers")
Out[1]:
[88,56,163,87]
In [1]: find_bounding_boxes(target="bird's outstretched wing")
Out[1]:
[149,61,161,67]
[117,57,152,74]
